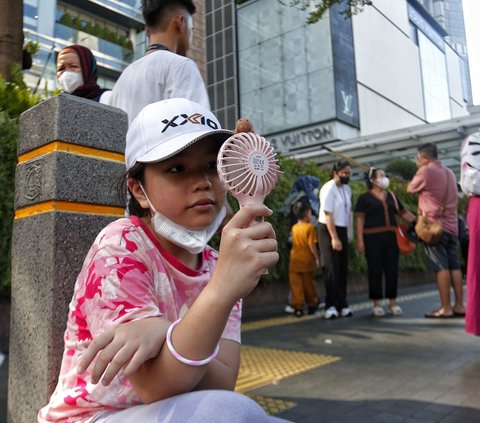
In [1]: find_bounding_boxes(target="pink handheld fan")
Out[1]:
[217,131,281,217]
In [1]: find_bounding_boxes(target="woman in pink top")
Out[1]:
[38,99,288,422]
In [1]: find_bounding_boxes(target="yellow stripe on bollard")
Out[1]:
[15,200,125,219]
[18,141,125,164]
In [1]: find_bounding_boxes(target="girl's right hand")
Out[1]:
[213,204,278,301]
[77,317,170,386]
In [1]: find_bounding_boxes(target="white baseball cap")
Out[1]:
[125,98,233,170]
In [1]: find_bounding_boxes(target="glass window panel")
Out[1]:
[307,68,336,122]
[223,4,233,28]
[418,31,450,122]
[238,0,337,135]
[239,44,261,94]
[215,58,224,81]
[279,4,305,33]
[284,75,309,128]
[214,31,224,57]
[207,61,215,84]
[260,37,283,86]
[225,78,235,106]
[224,27,233,55]
[262,83,284,134]
[241,90,264,132]
[225,53,234,79]
[214,9,222,32]
[282,27,306,80]
[237,6,259,50]
[24,4,38,19]
[305,20,332,72]
[206,12,213,35]
[257,0,281,41]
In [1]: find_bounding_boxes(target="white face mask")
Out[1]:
[376,177,390,189]
[139,184,226,254]
[57,71,84,93]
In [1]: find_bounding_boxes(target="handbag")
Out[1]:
[414,168,450,246]
[391,193,416,254]
[415,215,443,245]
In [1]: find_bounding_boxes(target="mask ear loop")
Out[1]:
[368,167,374,180]
[138,182,158,215]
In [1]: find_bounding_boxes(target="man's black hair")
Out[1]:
[331,160,351,177]
[142,0,196,28]
[417,143,438,160]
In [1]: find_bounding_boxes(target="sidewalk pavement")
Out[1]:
[1,282,479,422]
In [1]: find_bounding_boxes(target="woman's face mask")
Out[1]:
[57,71,84,94]
[376,177,390,189]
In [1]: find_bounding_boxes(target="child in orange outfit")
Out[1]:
[288,202,321,317]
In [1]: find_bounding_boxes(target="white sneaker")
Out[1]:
[324,306,339,320]
[389,305,403,316]
[340,306,353,317]
[284,304,295,314]
[372,306,385,317]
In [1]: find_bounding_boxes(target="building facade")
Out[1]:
[205,0,475,172]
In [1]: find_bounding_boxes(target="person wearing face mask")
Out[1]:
[38,98,287,423]
[355,168,416,317]
[318,160,353,319]
[56,44,110,104]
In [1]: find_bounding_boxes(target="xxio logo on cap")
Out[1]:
[161,113,219,133]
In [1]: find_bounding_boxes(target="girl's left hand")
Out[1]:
[77,317,170,386]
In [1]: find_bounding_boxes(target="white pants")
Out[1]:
[93,390,291,422]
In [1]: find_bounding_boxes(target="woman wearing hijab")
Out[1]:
[56,44,110,104]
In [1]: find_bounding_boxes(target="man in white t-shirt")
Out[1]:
[318,161,353,320]
[110,0,210,124]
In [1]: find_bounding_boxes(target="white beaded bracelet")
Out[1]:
[166,318,219,366]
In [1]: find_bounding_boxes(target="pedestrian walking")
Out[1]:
[355,167,416,317]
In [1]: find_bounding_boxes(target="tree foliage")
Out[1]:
[277,0,373,23]
[0,111,18,296]
[0,56,42,296]
[386,159,418,181]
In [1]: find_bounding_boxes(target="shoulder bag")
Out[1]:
[391,192,416,254]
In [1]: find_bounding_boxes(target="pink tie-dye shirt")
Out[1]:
[38,216,242,422]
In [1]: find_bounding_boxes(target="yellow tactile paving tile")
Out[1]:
[245,394,297,416]
[235,345,340,394]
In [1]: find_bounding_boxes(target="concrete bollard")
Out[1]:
[8,94,128,423]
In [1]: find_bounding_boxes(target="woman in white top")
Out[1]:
[318,161,353,320]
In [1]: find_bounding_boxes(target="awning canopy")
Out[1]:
[293,108,480,177]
